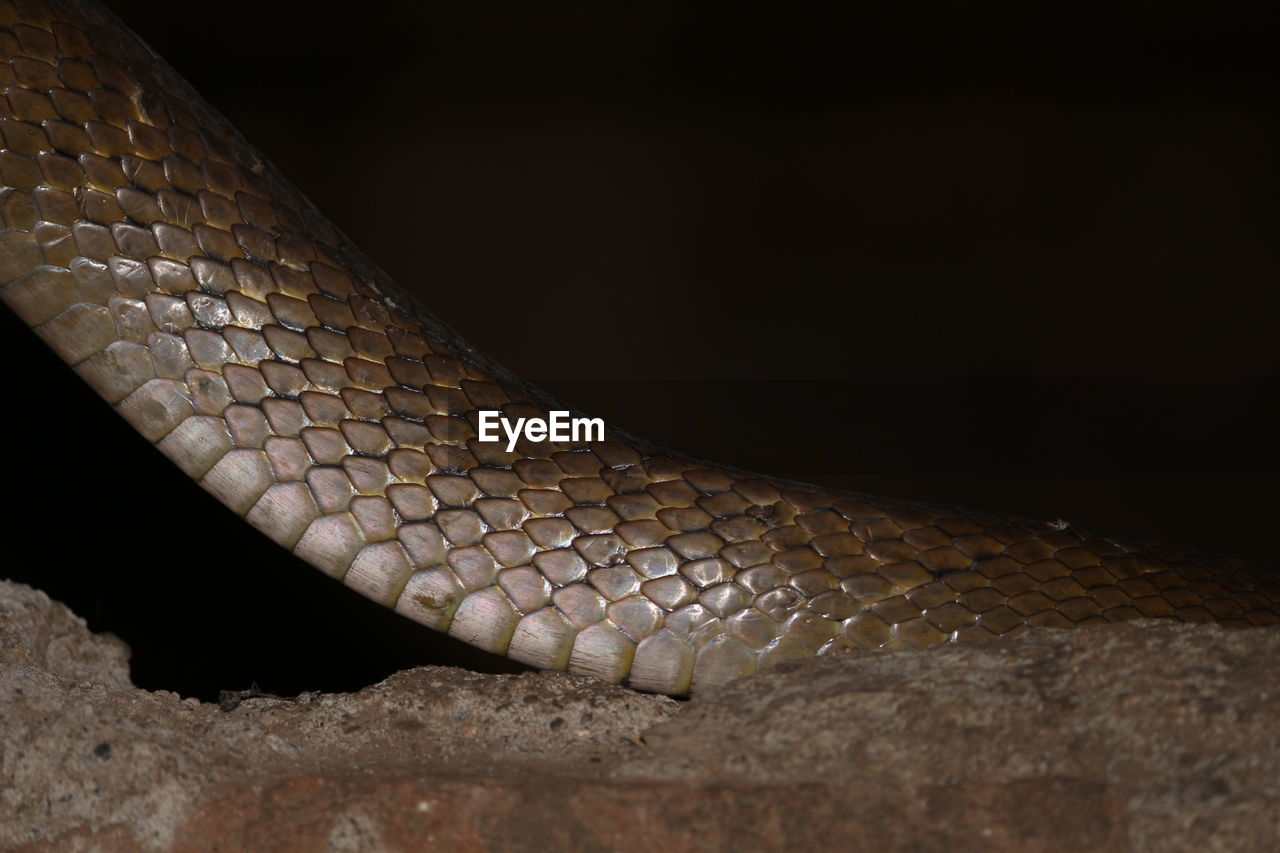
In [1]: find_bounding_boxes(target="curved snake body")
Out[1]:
[2,0,1278,694]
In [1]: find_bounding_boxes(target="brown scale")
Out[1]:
[1,0,1278,694]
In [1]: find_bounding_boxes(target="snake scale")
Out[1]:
[2,0,1278,695]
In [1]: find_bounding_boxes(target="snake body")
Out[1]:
[2,0,1278,695]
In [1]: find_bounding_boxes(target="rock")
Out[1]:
[0,581,131,689]
[1,578,1277,851]
[629,625,1280,851]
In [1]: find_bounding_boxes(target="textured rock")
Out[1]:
[0,582,131,689]
[1,578,1277,851]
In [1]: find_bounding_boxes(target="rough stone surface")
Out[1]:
[0,582,132,689]
[1,578,1277,851]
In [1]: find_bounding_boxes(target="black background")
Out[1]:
[3,0,1278,699]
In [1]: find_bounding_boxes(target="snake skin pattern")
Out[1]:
[2,0,1279,695]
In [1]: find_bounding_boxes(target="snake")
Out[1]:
[2,0,1278,696]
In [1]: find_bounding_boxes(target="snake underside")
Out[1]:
[2,0,1278,694]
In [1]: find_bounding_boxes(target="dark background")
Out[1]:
[3,1,1278,699]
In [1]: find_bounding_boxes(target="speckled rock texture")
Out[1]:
[1,578,1277,851]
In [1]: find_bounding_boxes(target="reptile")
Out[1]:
[1,0,1277,695]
